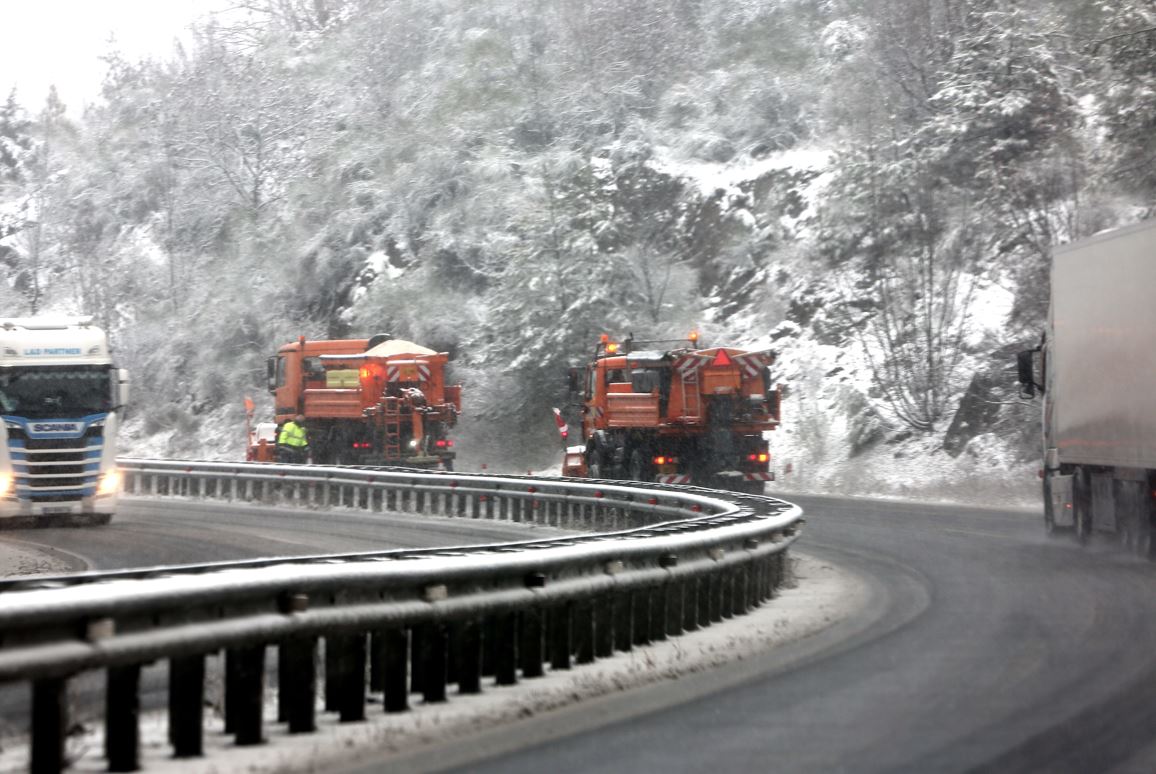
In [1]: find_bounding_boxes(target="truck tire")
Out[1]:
[628,449,650,483]
[1042,477,1056,535]
[587,449,605,479]
[1073,468,1093,545]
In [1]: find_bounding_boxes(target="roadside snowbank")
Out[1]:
[0,552,859,773]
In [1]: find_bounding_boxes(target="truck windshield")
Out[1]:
[0,366,112,418]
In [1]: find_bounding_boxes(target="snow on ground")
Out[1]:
[649,145,831,200]
[0,538,80,577]
[771,430,1040,510]
[0,553,859,774]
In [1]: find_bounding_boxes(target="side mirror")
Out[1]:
[1016,350,1036,398]
[116,369,130,410]
[567,367,581,395]
[266,356,277,393]
[766,385,783,422]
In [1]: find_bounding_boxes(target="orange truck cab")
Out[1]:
[565,334,781,493]
[265,334,461,468]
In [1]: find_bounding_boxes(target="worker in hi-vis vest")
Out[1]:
[277,414,309,464]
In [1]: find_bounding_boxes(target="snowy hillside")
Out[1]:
[1,0,1153,503]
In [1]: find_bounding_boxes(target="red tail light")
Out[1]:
[747,452,770,463]
[653,455,678,465]
[435,439,454,448]
[352,442,372,449]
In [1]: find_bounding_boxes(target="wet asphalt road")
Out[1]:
[420,494,1156,774]
[7,494,1156,773]
[0,496,572,571]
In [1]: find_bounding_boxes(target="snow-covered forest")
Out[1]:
[1,0,1153,499]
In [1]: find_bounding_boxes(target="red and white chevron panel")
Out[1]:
[656,473,692,484]
[732,351,772,379]
[673,354,710,382]
[744,472,775,481]
[385,362,432,382]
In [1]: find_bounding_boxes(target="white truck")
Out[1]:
[0,318,129,526]
[1018,219,1156,554]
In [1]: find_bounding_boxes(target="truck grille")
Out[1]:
[7,426,103,500]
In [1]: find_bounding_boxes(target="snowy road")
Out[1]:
[375,494,1156,774]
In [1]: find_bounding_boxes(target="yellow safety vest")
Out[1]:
[279,421,308,448]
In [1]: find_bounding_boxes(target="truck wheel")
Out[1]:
[1042,477,1056,535]
[587,449,605,479]
[628,449,649,483]
[1073,469,1093,545]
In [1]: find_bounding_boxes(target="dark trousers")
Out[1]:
[277,446,308,464]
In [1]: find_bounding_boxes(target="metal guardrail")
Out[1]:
[0,459,804,773]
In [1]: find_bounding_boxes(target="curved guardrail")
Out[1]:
[0,459,804,773]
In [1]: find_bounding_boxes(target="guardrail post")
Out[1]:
[381,628,409,713]
[665,581,684,637]
[494,612,518,686]
[761,556,775,600]
[519,609,544,678]
[369,631,385,693]
[336,633,368,722]
[733,567,749,616]
[633,589,651,646]
[723,569,739,618]
[227,645,265,746]
[325,637,341,712]
[458,619,483,694]
[574,600,595,665]
[31,677,67,774]
[749,560,764,608]
[704,573,719,625]
[280,636,317,733]
[648,586,667,642]
[169,654,204,757]
[419,623,448,703]
[410,625,426,694]
[481,617,497,677]
[683,577,700,632]
[594,594,615,658]
[614,592,633,652]
[105,663,141,772]
[549,603,572,671]
[712,570,730,623]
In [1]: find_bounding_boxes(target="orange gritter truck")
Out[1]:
[561,333,782,493]
[259,334,461,468]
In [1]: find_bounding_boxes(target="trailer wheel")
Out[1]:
[587,449,605,479]
[628,449,650,483]
[1042,477,1056,535]
[1073,468,1093,545]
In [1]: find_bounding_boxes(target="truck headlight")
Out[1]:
[97,470,121,496]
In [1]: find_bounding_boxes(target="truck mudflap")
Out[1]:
[716,470,776,482]
[1048,473,1075,528]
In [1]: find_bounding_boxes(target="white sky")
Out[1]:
[0,0,225,113]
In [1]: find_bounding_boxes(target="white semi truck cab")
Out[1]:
[0,318,129,525]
